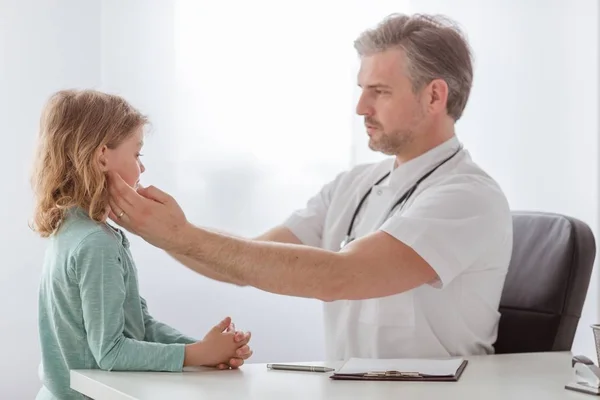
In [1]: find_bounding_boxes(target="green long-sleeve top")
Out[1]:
[36,207,196,400]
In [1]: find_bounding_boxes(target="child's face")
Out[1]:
[99,126,145,188]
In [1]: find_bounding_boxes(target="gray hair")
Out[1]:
[354,14,473,121]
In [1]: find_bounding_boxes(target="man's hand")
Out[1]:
[107,171,188,251]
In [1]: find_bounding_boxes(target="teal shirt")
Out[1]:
[37,208,196,400]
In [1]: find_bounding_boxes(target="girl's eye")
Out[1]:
[136,153,144,158]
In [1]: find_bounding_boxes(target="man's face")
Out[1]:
[356,49,428,156]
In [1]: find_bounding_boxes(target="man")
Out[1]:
[108,13,513,361]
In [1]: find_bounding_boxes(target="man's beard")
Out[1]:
[365,108,423,155]
[368,126,416,156]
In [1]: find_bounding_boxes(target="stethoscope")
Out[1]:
[339,146,463,250]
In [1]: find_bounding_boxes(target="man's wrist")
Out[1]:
[170,222,198,255]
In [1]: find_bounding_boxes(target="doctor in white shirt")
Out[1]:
[107,13,513,361]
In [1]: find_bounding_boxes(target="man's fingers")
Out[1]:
[216,363,229,370]
[106,171,139,213]
[137,185,172,205]
[107,199,134,229]
[108,199,124,218]
[108,209,118,221]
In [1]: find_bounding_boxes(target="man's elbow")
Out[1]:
[230,278,249,287]
[314,276,350,302]
[312,256,364,302]
[315,274,415,302]
[316,292,338,302]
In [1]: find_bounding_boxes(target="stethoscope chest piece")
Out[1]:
[339,235,354,250]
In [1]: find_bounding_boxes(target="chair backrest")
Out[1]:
[494,211,596,354]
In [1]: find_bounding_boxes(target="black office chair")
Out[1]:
[494,211,596,354]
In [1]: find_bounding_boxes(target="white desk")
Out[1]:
[71,351,590,399]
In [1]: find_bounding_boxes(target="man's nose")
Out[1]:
[356,93,373,117]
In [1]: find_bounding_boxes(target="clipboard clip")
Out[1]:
[364,371,422,378]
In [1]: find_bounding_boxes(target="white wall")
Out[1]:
[100,0,329,366]
[406,0,600,358]
[0,1,102,397]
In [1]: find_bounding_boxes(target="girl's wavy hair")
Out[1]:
[30,89,148,237]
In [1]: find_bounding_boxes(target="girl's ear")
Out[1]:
[97,145,109,172]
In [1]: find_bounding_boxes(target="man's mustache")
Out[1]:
[365,118,382,128]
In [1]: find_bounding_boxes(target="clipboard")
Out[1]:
[329,359,468,382]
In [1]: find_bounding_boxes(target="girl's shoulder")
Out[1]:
[53,208,126,255]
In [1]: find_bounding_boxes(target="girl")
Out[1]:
[31,89,252,400]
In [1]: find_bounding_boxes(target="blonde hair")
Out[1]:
[30,89,148,237]
[354,14,473,121]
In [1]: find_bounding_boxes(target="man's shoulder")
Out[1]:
[449,154,508,201]
[423,155,511,220]
[330,158,394,191]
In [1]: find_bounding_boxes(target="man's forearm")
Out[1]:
[168,226,300,287]
[175,224,349,301]
[168,252,246,286]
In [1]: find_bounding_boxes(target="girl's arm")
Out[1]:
[75,231,186,371]
[140,297,197,344]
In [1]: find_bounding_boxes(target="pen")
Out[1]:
[267,364,335,373]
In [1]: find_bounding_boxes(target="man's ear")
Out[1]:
[425,78,449,116]
[97,145,109,172]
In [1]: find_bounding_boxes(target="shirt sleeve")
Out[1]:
[74,231,186,372]
[380,175,511,288]
[140,297,197,345]
[283,172,344,247]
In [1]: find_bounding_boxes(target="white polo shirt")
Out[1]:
[284,136,513,361]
